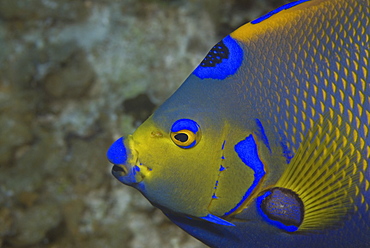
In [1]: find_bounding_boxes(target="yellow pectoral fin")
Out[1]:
[261,112,361,231]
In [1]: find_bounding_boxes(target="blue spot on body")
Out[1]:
[107,137,127,165]
[251,0,311,24]
[279,132,294,163]
[219,165,226,171]
[224,135,266,216]
[193,35,243,80]
[222,140,226,150]
[255,119,271,153]
[212,193,218,199]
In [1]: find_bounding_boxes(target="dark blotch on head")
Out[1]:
[200,41,229,67]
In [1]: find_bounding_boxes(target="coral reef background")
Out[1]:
[0,0,286,247]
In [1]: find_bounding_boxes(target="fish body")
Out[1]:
[107,0,370,247]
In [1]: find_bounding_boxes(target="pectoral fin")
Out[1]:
[257,112,361,232]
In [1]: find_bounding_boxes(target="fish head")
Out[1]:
[106,103,263,222]
[106,34,266,223]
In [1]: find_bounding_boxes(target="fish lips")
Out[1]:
[107,136,144,185]
[111,164,143,185]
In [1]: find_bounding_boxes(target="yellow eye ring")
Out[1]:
[170,119,201,148]
[171,129,196,148]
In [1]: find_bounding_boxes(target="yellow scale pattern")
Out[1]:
[273,0,369,225]
[275,112,360,230]
[234,0,369,227]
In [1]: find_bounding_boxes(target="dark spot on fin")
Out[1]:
[251,0,311,24]
[255,119,271,153]
[257,187,303,232]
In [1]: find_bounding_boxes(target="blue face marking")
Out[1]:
[251,0,311,24]
[223,135,266,216]
[107,137,127,165]
[171,119,199,133]
[255,119,271,153]
[193,35,243,80]
[256,188,303,232]
[133,165,140,175]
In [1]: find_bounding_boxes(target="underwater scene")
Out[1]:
[0,0,292,247]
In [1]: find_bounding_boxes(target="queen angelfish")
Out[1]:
[106,0,370,247]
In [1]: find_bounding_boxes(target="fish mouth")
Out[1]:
[112,164,128,177]
[111,157,151,185]
[107,136,151,186]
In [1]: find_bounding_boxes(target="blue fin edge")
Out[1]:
[199,214,235,226]
[251,0,311,24]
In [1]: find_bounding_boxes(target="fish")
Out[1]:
[106,0,370,247]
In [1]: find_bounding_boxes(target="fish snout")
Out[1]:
[107,137,128,164]
[107,136,148,186]
[107,136,136,184]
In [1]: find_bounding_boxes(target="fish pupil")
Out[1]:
[175,133,188,142]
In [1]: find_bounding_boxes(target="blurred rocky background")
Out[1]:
[0,0,286,247]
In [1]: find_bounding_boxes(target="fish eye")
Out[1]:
[170,119,201,149]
